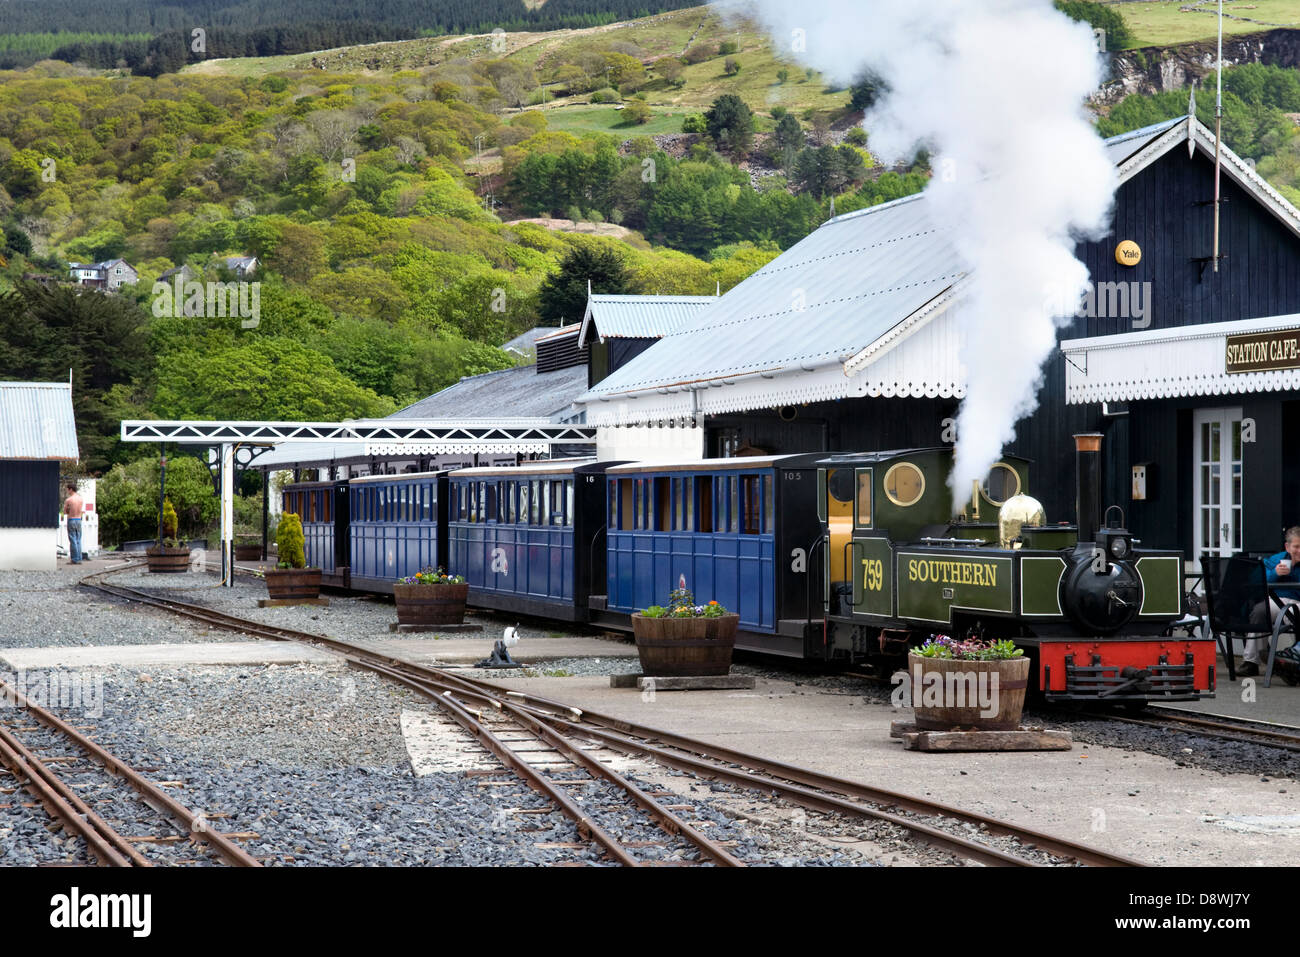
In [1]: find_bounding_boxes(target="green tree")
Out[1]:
[705,94,754,156]
[98,456,219,545]
[0,283,151,472]
[152,337,395,421]
[622,99,652,126]
[537,244,632,326]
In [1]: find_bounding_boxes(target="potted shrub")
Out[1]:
[263,513,321,600]
[630,584,739,677]
[234,525,262,562]
[908,636,1030,732]
[393,568,469,626]
[145,498,190,573]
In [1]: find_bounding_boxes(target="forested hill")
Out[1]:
[0,0,703,72]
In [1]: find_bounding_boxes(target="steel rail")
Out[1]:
[0,660,260,867]
[85,572,740,866]
[83,571,1134,866]
[420,668,1142,868]
[1081,708,1300,754]
[0,721,143,866]
[361,660,743,866]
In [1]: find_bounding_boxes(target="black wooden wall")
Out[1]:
[0,461,59,528]
[1010,145,1300,529]
[715,142,1300,546]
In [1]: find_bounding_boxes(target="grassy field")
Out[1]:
[1115,0,1300,48]
[184,6,852,121]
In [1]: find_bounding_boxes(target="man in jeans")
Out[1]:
[64,483,84,565]
[1240,526,1300,675]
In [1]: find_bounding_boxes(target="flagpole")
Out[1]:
[1213,0,1223,273]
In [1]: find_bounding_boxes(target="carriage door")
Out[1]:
[1192,407,1244,560]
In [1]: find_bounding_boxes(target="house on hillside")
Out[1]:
[68,259,137,291]
[220,256,258,278]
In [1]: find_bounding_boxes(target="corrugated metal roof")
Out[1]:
[0,382,79,461]
[579,294,718,344]
[579,120,1197,413]
[1104,116,1183,166]
[393,364,588,422]
[501,327,552,353]
[581,192,965,400]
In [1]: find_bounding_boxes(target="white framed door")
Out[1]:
[1192,407,1243,560]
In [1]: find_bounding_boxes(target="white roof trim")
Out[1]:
[1061,313,1300,404]
[1118,116,1300,241]
[841,279,964,377]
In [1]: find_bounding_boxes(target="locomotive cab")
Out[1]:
[816,435,1216,704]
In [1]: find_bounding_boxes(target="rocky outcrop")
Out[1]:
[1095,28,1300,106]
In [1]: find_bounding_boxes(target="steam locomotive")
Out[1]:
[281,433,1215,704]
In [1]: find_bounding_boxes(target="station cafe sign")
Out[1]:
[1225,326,1300,374]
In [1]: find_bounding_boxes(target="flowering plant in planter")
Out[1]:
[915,635,1024,660]
[397,568,466,586]
[640,586,729,618]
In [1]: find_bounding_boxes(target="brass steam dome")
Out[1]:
[999,493,1047,548]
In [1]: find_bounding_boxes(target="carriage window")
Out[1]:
[883,462,926,507]
[459,485,468,522]
[531,480,542,525]
[697,476,713,532]
[609,479,618,529]
[485,483,497,523]
[540,480,551,526]
[856,469,873,527]
[551,481,565,525]
[634,479,645,531]
[764,475,774,533]
[619,479,634,531]
[323,490,332,524]
[980,463,1021,506]
[565,480,574,527]
[673,478,684,531]
[740,474,761,534]
[654,477,670,532]
[729,475,739,533]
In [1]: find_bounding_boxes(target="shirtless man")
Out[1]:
[64,483,84,565]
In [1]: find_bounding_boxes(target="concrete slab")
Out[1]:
[0,641,338,670]
[475,672,1299,866]
[347,635,635,666]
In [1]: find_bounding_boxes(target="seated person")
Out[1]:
[1241,526,1300,675]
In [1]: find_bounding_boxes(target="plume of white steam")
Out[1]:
[723,0,1117,504]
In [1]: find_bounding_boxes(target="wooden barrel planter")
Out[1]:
[264,567,322,600]
[907,653,1030,731]
[393,583,469,626]
[233,543,263,561]
[631,613,739,677]
[145,545,191,574]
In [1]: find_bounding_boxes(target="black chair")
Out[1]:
[1201,555,1300,687]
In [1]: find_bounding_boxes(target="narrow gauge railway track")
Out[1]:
[1078,706,1300,754]
[0,674,259,866]
[82,570,1139,867]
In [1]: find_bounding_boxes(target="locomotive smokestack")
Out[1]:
[1074,433,1102,544]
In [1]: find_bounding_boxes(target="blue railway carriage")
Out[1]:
[448,460,621,621]
[598,455,826,657]
[281,481,350,587]
[348,471,447,594]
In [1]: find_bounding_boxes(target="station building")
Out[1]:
[0,382,80,570]
[578,116,1300,564]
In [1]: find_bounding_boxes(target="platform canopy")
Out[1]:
[120,418,595,452]
[1061,313,1300,404]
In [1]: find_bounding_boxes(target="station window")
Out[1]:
[696,476,713,533]
[856,469,872,527]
